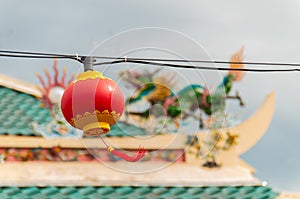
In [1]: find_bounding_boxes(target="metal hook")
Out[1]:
[83,56,94,71]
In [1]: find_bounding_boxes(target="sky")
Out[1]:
[0,0,300,192]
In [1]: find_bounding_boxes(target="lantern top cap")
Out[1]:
[75,71,109,82]
[83,56,94,71]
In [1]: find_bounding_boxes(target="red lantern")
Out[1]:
[61,70,146,162]
[61,71,124,135]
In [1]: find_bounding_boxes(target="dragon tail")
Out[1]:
[228,47,245,82]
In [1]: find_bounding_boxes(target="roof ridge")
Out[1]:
[0,74,41,97]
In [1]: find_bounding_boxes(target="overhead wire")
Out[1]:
[0,50,83,63]
[93,59,300,72]
[92,56,300,67]
[0,50,299,72]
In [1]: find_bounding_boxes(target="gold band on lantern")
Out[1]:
[70,110,121,135]
[83,122,110,133]
[74,71,111,83]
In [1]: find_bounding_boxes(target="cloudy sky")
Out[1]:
[0,0,299,192]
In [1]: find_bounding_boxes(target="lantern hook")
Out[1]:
[82,56,94,71]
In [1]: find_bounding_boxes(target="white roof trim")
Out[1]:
[0,74,42,97]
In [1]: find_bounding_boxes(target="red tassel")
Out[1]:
[107,145,146,162]
[99,136,147,162]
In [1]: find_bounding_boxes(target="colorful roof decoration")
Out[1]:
[120,48,245,133]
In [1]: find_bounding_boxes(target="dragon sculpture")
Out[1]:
[120,48,245,131]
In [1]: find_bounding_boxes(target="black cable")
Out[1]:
[0,51,83,63]
[2,49,300,67]
[94,60,127,66]
[0,53,77,60]
[0,50,76,57]
[92,56,300,67]
[94,59,300,72]
[0,49,300,72]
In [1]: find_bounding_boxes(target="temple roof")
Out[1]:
[0,74,297,199]
[0,186,279,199]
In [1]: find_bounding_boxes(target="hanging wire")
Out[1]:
[0,50,83,63]
[0,50,300,72]
[92,56,300,67]
[0,50,75,57]
[93,59,300,72]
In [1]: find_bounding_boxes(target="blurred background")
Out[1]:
[0,0,299,192]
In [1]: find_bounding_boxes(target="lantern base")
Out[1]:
[83,122,110,136]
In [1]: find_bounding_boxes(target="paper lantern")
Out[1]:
[61,70,146,162]
[61,71,124,135]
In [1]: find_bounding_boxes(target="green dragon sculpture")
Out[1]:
[120,48,245,130]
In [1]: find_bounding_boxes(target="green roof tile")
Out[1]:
[0,86,148,137]
[40,187,59,196]
[109,120,148,137]
[0,87,51,136]
[0,186,279,199]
